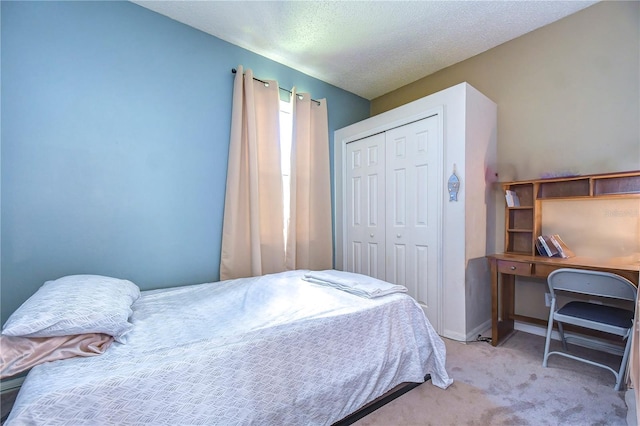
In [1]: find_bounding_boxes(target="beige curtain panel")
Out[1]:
[221,67,333,280]
[220,66,286,280]
[285,89,333,271]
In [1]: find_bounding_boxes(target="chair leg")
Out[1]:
[558,322,568,351]
[614,333,634,391]
[542,308,555,367]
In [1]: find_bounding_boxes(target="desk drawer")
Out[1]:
[497,260,532,276]
[533,264,558,278]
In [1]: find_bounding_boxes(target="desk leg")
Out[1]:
[491,261,515,346]
[498,272,515,344]
[490,259,500,345]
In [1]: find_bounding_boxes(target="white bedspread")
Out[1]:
[6,270,451,425]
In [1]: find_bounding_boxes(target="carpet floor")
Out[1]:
[356,331,630,426]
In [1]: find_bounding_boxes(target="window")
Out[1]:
[279,100,293,246]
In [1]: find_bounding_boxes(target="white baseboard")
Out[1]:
[440,319,493,343]
[442,329,468,342]
[625,388,637,426]
[515,321,562,341]
[1,377,25,393]
[466,319,492,342]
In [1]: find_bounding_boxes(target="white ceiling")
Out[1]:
[132,1,599,100]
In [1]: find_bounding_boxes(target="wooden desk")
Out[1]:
[487,253,640,347]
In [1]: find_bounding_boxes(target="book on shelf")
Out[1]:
[550,234,575,258]
[537,235,559,257]
[505,190,520,207]
[536,234,575,258]
[534,238,546,256]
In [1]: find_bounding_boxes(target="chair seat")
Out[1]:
[558,301,633,329]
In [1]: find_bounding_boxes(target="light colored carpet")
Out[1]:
[356,331,629,426]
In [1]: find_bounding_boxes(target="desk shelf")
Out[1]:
[502,170,640,255]
[537,178,590,198]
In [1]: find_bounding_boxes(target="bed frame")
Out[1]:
[334,375,431,425]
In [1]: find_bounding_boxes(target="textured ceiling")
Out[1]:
[132,1,598,100]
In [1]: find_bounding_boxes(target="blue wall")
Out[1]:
[1,1,370,324]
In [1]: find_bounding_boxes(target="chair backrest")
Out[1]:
[547,268,637,302]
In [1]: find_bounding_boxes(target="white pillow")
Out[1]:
[2,275,140,343]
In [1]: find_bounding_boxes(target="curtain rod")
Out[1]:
[231,68,320,105]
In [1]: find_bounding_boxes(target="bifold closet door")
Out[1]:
[345,133,386,279]
[344,115,441,328]
[385,116,440,324]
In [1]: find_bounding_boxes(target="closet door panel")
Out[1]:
[345,133,386,279]
[385,115,440,326]
[389,243,407,287]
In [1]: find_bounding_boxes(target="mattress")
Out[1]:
[6,270,451,425]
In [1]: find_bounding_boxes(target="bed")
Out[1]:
[2,269,451,425]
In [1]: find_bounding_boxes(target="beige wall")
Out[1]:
[371,1,640,323]
[372,1,640,182]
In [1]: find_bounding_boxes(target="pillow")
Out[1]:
[0,333,114,379]
[2,275,140,343]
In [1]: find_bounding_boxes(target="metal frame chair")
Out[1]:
[542,268,637,391]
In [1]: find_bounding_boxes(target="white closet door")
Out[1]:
[385,115,441,327]
[345,133,386,279]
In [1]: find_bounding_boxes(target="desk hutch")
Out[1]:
[487,170,640,346]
